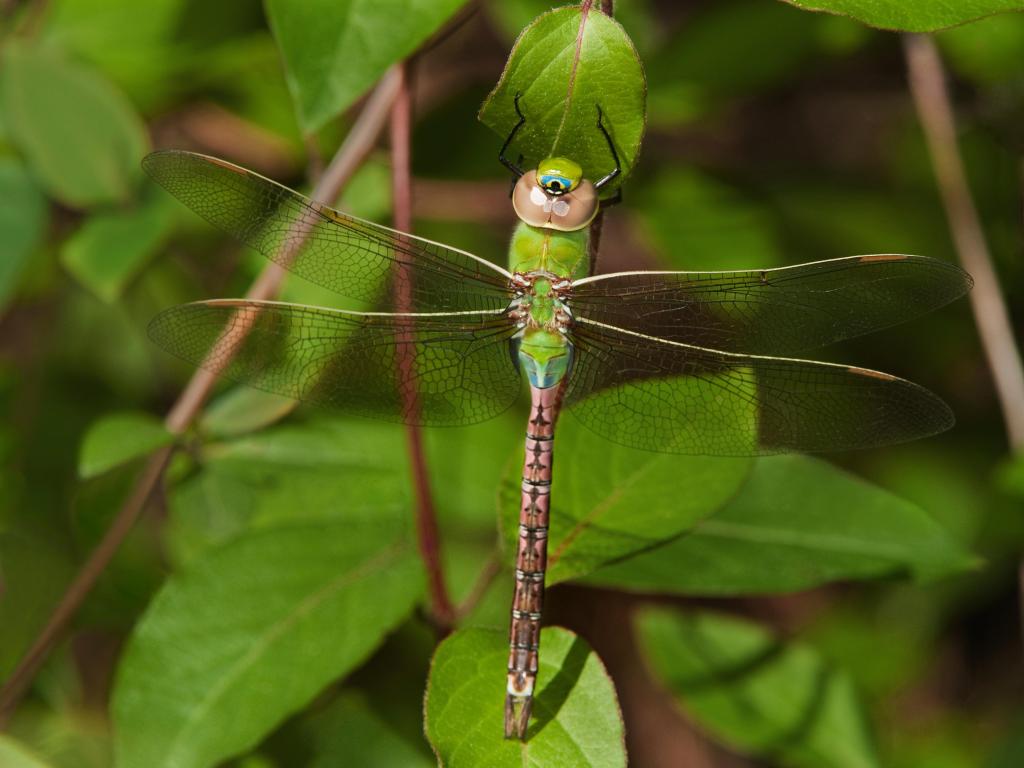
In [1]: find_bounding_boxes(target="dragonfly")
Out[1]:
[143,104,972,740]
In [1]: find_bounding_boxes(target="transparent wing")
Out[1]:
[570,255,972,354]
[564,318,954,456]
[143,150,513,312]
[149,301,521,426]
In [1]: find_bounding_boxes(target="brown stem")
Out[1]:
[600,0,613,15]
[0,68,402,726]
[389,61,455,630]
[904,35,1024,451]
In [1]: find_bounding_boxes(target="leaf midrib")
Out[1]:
[164,540,407,764]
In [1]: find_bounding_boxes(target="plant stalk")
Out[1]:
[904,34,1024,450]
[389,61,455,630]
[0,67,402,726]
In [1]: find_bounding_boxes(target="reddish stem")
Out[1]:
[0,68,402,725]
[389,61,455,630]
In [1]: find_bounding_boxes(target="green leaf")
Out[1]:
[307,691,434,768]
[479,5,646,188]
[425,627,625,766]
[167,418,409,565]
[0,735,57,768]
[78,412,172,480]
[0,158,48,310]
[112,520,423,768]
[43,0,187,110]
[637,608,880,768]
[779,0,1024,32]
[199,388,299,438]
[265,0,469,132]
[499,415,751,584]
[61,194,174,302]
[0,43,148,207]
[588,455,975,595]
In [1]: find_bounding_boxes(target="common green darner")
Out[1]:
[143,106,971,739]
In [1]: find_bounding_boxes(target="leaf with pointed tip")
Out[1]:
[78,412,172,480]
[265,0,469,132]
[61,194,174,302]
[479,5,646,188]
[586,455,976,595]
[199,388,299,438]
[781,0,1024,32]
[0,44,147,207]
[499,416,751,584]
[112,520,423,768]
[638,608,880,768]
[425,627,625,766]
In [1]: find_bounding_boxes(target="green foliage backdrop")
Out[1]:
[1,1,1022,766]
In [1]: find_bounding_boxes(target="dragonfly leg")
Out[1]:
[499,93,528,178]
[505,384,558,740]
[593,105,621,191]
[600,187,623,208]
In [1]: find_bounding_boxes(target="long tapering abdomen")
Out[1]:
[505,384,559,739]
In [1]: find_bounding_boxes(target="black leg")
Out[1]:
[593,105,621,191]
[499,93,527,178]
[600,187,623,208]
[507,154,524,197]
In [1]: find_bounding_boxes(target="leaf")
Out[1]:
[425,627,625,766]
[265,0,469,133]
[0,735,57,768]
[587,455,975,595]
[779,0,1024,32]
[0,159,48,310]
[0,43,148,207]
[307,691,434,768]
[499,415,751,584]
[78,412,172,480]
[43,0,187,109]
[61,194,174,302]
[479,5,646,189]
[112,519,423,768]
[199,387,299,438]
[637,608,880,768]
[166,418,409,565]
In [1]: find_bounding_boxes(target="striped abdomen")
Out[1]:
[504,384,559,739]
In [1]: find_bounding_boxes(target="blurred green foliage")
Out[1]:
[0,1,1022,766]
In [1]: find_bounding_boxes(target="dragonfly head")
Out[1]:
[536,157,582,195]
[513,158,598,232]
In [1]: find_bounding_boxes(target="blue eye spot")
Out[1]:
[539,174,572,193]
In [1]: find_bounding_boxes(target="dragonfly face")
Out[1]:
[512,156,599,232]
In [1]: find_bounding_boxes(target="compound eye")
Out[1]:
[539,174,572,194]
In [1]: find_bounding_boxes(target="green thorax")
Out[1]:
[508,222,589,279]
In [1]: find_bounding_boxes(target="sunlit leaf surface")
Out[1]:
[112,521,423,768]
[425,627,625,766]
[479,5,646,188]
[587,455,976,594]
